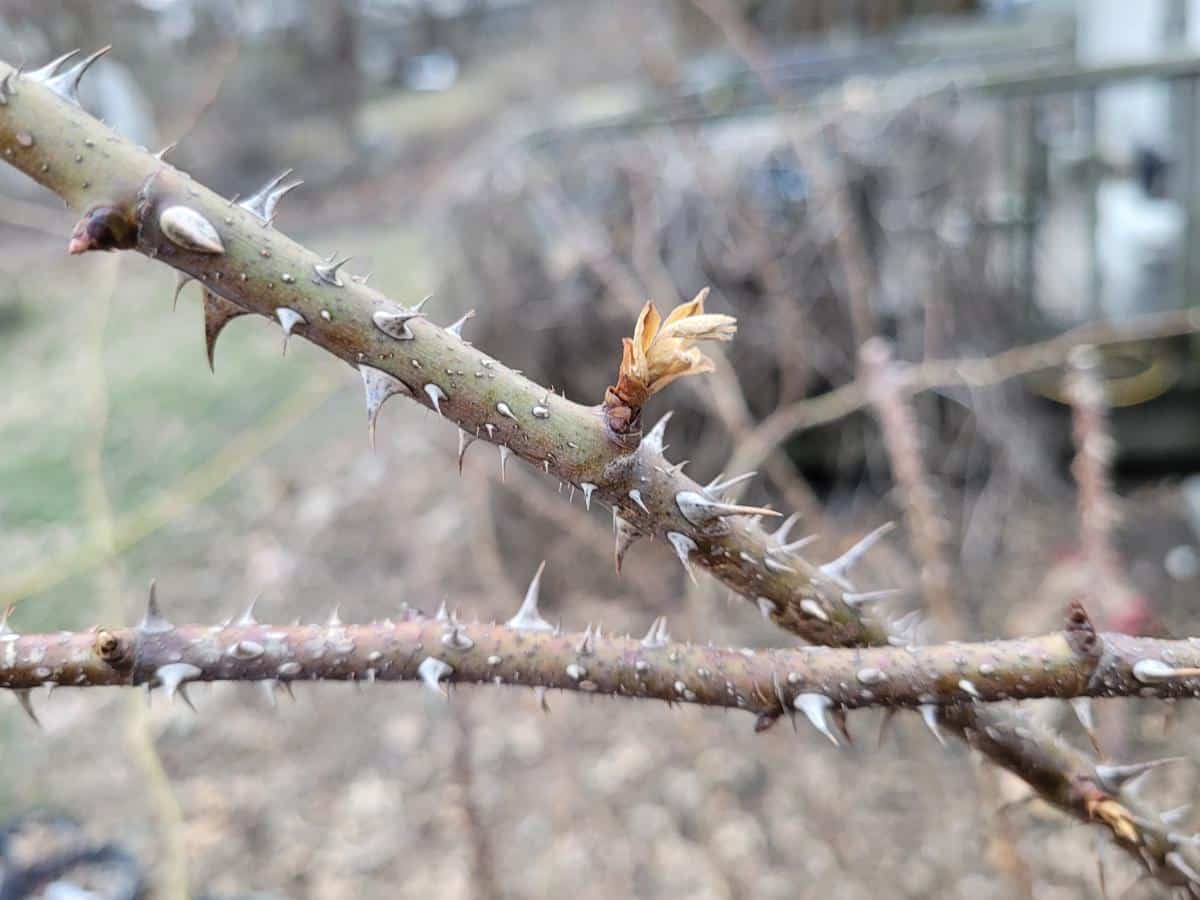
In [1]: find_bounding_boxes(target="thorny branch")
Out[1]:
[3,589,1200,719]
[1,52,1199,892]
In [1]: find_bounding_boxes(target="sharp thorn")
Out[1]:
[506,561,554,632]
[13,689,39,727]
[418,656,453,696]
[820,522,897,587]
[202,290,249,372]
[793,693,839,746]
[138,581,174,634]
[919,704,945,746]
[446,309,475,339]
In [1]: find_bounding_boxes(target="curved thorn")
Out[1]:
[139,581,173,634]
[172,272,194,311]
[423,383,446,415]
[361,365,410,449]
[447,309,475,339]
[314,253,351,287]
[665,532,698,583]
[418,657,453,697]
[26,50,80,83]
[203,290,249,372]
[240,169,302,223]
[13,689,39,727]
[706,471,757,495]
[275,307,306,354]
[642,412,672,455]
[44,46,110,104]
[457,429,475,474]
[919,704,945,746]
[793,693,839,746]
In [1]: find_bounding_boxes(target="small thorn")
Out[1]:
[793,693,839,746]
[629,489,649,514]
[202,290,249,372]
[575,625,594,655]
[770,534,820,556]
[641,616,670,649]
[507,561,553,632]
[614,516,642,573]
[139,581,174,634]
[843,589,903,607]
[418,657,453,696]
[237,597,261,626]
[666,532,699,583]
[820,522,897,588]
[13,689,39,727]
[171,273,193,311]
[26,50,81,84]
[275,308,307,353]
[1070,697,1099,750]
[457,429,475,473]
[372,308,421,341]
[772,512,800,545]
[484,423,496,440]
[919,704,945,746]
[314,253,351,287]
[240,169,302,223]
[327,606,344,627]
[756,596,777,619]
[675,491,779,528]
[424,383,447,415]
[1095,757,1186,792]
[42,46,109,104]
[642,412,672,454]
[159,205,225,254]
[412,295,432,314]
[706,471,757,495]
[499,445,510,481]
[799,598,829,623]
[155,663,201,710]
[0,605,15,637]
[361,365,410,449]
[436,601,449,622]
[446,309,475,338]
[154,142,177,160]
[580,483,597,510]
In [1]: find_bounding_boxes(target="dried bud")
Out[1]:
[604,288,736,434]
[67,204,137,255]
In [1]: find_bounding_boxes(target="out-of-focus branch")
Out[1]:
[729,307,1200,478]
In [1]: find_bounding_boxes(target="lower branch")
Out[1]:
[3,599,1199,715]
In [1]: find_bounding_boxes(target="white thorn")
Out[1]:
[372,308,419,341]
[642,412,672,454]
[361,365,410,448]
[799,598,829,623]
[507,561,553,632]
[327,606,343,626]
[706,471,757,495]
[756,596,778,619]
[237,597,260,626]
[436,601,449,622]
[575,625,594,655]
[26,50,81,83]
[275,308,306,354]
[675,491,779,528]
[418,657,453,697]
[313,253,351,287]
[958,679,981,699]
[499,445,510,481]
[819,522,896,587]
[844,589,902,607]
[159,205,225,254]
[772,512,800,544]
[581,483,597,510]
[457,429,474,473]
[629,489,649,514]
[240,169,303,223]
[919,704,945,746]
[156,663,201,710]
[496,401,517,421]
[447,309,475,338]
[1070,697,1096,740]
[793,693,839,746]
[771,535,821,556]
[139,582,173,634]
[424,383,447,414]
[763,557,796,575]
[42,46,110,104]
[1095,757,1186,792]
[666,532,698,583]
[641,616,670,649]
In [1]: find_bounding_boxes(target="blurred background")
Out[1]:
[1,1,1200,897]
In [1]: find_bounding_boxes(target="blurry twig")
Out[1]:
[729,307,1200,478]
[77,256,189,900]
[860,338,960,633]
[450,703,502,900]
